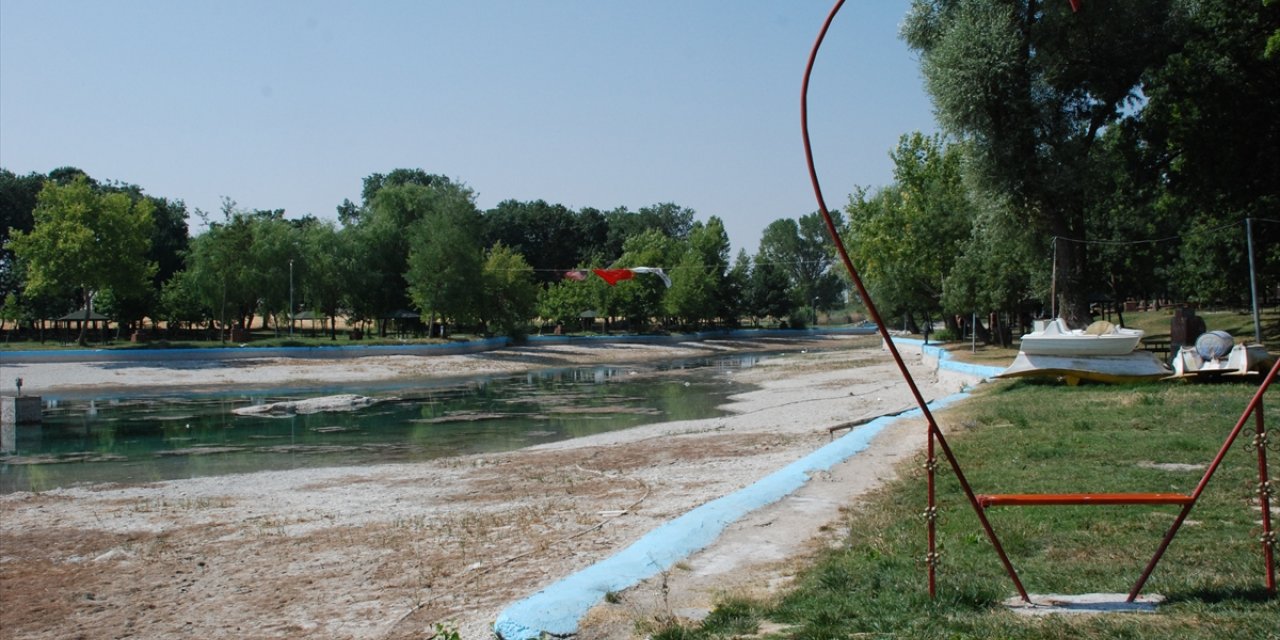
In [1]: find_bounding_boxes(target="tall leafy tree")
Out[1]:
[0,169,45,307]
[298,218,355,339]
[611,229,679,330]
[343,171,464,333]
[482,200,593,282]
[403,182,485,336]
[478,243,538,338]
[1120,0,1280,305]
[9,177,154,344]
[745,250,795,325]
[538,276,607,330]
[904,0,1182,326]
[182,199,269,336]
[845,133,973,330]
[722,250,751,327]
[665,217,731,327]
[757,211,845,313]
[603,203,695,258]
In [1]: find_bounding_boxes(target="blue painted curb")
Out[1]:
[492,392,970,640]
[890,337,1006,379]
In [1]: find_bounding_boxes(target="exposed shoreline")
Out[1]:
[0,334,978,639]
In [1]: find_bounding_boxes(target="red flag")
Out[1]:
[1068,0,1081,12]
[592,268,635,286]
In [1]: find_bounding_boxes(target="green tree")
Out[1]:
[603,203,695,258]
[482,200,602,282]
[478,243,538,338]
[297,218,355,339]
[9,177,154,345]
[158,268,210,333]
[904,0,1182,326]
[665,217,731,327]
[757,211,845,314]
[184,199,259,337]
[845,134,973,331]
[243,211,297,334]
[611,229,679,330]
[343,171,466,334]
[1119,0,1280,305]
[538,276,606,330]
[0,168,45,306]
[723,249,751,327]
[745,251,795,325]
[403,183,485,337]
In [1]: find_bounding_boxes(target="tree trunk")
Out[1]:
[903,313,921,335]
[77,286,91,346]
[1049,225,1091,328]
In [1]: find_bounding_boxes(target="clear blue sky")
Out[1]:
[0,1,935,255]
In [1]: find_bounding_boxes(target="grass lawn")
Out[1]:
[656,377,1278,639]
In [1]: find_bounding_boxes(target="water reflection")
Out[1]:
[1,355,764,493]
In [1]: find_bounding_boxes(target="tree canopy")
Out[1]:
[9,177,155,344]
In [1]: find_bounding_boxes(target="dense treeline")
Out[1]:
[3,1,1276,346]
[1,167,840,344]
[845,0,1279,341]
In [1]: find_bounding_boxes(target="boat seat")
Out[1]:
[976,493,1193,508]
[1084,320,1116,335]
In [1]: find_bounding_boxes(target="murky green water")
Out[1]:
[1,355,764,493]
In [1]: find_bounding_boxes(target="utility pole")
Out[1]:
[1246,218,1261,344]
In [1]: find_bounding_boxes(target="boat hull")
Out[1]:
[1171,344,1274,378]
[998,351,1172,385]
[1017,319,1144,356]
[1017,333,1144,356]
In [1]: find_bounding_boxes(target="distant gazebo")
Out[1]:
[380,309,422,337]
[52,308,111,343]
[292,310,326,336]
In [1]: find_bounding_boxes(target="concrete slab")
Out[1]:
[1003,593,1165,616]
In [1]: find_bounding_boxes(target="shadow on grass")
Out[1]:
[1164,586,1278,606]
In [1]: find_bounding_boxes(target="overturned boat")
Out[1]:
[998,351,1172,385]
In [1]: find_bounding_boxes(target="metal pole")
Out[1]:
[803,1,1029,601]
[1129,356,1280,600]
[1246,218,1262,344]
[1050,237,1058,320]
[289,259,294,337]
[1254,397,1275,594]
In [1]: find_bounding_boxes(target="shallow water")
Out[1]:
[1,354,765,493]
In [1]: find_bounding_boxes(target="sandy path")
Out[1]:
[0,335,965,639]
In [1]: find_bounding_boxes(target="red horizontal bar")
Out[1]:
[978,493,1193,508]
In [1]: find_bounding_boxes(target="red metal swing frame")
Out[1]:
[800,0,1276,602]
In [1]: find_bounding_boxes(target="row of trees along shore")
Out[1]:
[1,168,844,344]
[3,0,1278,346]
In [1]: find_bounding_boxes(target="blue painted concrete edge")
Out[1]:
[890,337,1006,379]
[492,392,970,640]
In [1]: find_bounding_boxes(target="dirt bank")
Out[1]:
[0,335,968,639]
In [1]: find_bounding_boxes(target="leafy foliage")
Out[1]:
[9,177,155,344]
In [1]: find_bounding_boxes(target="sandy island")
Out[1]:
[0,335,979,639]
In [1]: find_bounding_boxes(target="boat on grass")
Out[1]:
[998,351,1171,386]
[1017,318,1145,357]
[1171,331,1273,378]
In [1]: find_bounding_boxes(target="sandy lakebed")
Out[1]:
[0,334,984,639]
